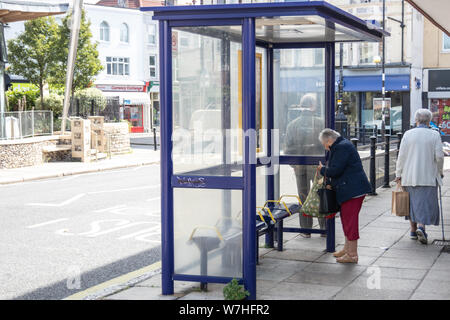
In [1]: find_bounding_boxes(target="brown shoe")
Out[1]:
[336,253,358,264]
[333,249,346,258]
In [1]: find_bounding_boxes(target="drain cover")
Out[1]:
[442,245,450,253]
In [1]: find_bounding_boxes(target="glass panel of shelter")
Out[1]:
[169,24,329,279]
[171,25,245,279]
[274,47,327,204]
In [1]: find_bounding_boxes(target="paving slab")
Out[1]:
[264,248,325,262]
[374,257,435,269]
[333,286,413,300]
[256,258,311,282]
[259,281,342,300]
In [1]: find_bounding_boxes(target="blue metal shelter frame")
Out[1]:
[142,1,384,300]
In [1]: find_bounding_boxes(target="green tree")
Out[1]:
[7,17,59,108]
[50,9,103,96]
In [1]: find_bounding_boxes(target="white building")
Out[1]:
[85,3,159,132]
[4,1,160,133]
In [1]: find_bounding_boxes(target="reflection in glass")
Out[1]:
[172,26,243,176]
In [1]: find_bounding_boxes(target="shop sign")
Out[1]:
[96,84,146,92]
[429,70,450,92]
[430,99,450,135]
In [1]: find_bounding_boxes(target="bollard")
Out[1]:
[369,136,377,195]
[91,100,95,116]
[153,127,157,151]
[362,125,366,145]
[397,132,403,158]
[383,135,391,188]
[351,138,358,150]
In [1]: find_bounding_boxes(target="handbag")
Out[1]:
[392,182,409,217]
[317,165,340,214]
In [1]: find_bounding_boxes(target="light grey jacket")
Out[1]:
[395,127,444,187]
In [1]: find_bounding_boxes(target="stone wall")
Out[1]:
[0,137,58,169]
[103,122,131,155]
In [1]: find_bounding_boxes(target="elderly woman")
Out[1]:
[395,109,444,244]
[318,129,372,263]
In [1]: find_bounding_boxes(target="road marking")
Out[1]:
[117,226,160,240]
[93,204,127,213]
[85,221,156,238]
[146,197,160,202]
[26,218,69,229]
[63,260,162,300]
[88,185,160,195]
[26,193,86,207]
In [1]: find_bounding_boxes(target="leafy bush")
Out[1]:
[73,87,106,115]
[223,279,250,300]
[5,87,39,111]
[35,93,64,118]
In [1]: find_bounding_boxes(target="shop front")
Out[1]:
[336,72,410,134]
[425,69,450,141]
[95,81,151,133]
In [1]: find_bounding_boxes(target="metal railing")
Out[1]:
[352,132,403,194]
[0,110,54,140]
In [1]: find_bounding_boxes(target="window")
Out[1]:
[149,55,157,78]
[106,57,130,76]
[314,48,324,66]
[147,24,156,45]
[117,0,126,7]
[443,33,450,52]
[100,21,109,42]
[120,23,129,43]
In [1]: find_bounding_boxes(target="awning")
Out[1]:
[406,0,450,37]
[340,74,410,92]
[102,91,150,105]
[279,74,410,93]
[0,0,69,23]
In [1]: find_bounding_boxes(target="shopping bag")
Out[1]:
[301,169,334,219]
[392,183,409,217]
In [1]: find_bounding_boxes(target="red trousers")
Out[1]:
[340,195,365,241]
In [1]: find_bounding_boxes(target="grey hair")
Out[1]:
[414,109,432,125]
[319,128,341,143]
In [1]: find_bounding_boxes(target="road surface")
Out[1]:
[0,164,161,300]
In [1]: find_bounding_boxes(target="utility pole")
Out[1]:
[381,0,386,142]
[61,0,84,134]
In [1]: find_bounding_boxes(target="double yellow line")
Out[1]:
[64,261,161,300]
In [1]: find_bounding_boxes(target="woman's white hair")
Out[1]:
[414,109,432,125]
[319,128,341,143]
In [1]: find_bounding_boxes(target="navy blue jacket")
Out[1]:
[319,136,372,204]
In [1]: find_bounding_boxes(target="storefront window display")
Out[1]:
[336,91,359,127]
[362,91,402,133]
[430,98,450,136]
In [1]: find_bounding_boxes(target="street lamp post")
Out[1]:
[61,0,84,134]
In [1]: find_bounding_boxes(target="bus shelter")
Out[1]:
[142,1,385,300]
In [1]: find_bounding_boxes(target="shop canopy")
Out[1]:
[406,0,450,37]
[144,1,387,44]
[0,0,69,23]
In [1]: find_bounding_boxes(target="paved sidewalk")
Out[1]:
[97,167,450,300]
[0,147,160,185]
